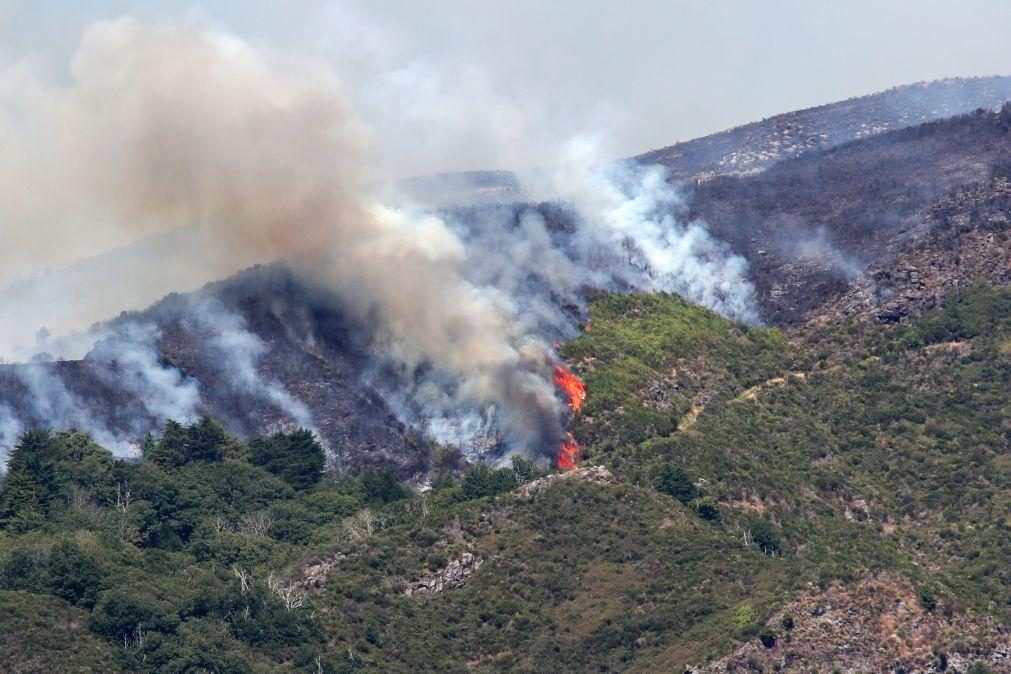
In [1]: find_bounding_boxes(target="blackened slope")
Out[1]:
[686,106,1011,324]
[0,265,429,475]
[127,265,431,475]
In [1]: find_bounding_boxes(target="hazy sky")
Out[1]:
[3,0,1011,174]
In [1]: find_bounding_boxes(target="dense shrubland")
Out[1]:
[0,285,1007,671]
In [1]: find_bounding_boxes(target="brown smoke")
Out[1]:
[0,16,564,456]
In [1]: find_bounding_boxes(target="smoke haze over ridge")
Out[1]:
[0,14,755,461]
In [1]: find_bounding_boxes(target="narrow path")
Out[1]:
[677,371,809,431]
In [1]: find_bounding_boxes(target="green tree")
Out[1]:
[149,420,190,468]
[460,464,518,500]
[249,429,325,490]
[90,587,179,643]
[48,539,106,608]
[749,520,781,555]
[186,415,229,463]
[653,464,697,504]
[356,467,411,504]
[0,429,66,530]
[693,495,721,522]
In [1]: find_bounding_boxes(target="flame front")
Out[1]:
[552,364,586,470]
[556,432,580,471]
[553,364,586,413]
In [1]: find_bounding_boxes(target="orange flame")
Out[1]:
[557,433,580,471]
[553,364,586,470]
[553,364,586,413]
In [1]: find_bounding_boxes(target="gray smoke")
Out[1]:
[14,362,126,454]
[0,16,757,462]
[0,404,23,465]
[184,297,315,432]
[86,322,201,428]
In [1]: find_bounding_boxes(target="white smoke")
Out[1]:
[14,362,128,453]
[86,322,201,427]
[0,403,23,465]
[526,138,759,323]
[0,15,757,462]
[185,297,315,431]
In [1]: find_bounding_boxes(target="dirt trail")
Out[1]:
[678,371,809,431]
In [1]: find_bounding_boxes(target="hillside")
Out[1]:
[686,104,1011,323]
[5,105,1010,466]
[1,79,1011,672]
[638,75,1011,181]
[0,285,1007,672]
[403,76,1011,205]
[0,265,443,476]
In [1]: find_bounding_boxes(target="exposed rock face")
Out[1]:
[804,178,1011,328]
[700,575,1009,673]
[299,552,346,589]
[516,465,614,497]
[404,552,483,597]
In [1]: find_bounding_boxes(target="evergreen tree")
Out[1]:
[654,464,697,504]
[149,420,190,468]
[187,415,229,463]
[249,429,325,490]
[0,429,66,530]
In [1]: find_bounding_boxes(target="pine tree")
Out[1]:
[0,429,66,530]
[250,429,325,490]
[149,420,190,468]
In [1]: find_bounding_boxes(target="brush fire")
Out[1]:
[553,364,586,469]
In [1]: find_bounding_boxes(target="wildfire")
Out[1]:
[556,433,580,471]
[552,364,586,471]
[553,364,586,413]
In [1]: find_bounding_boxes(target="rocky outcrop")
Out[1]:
[404,552,483,597]
[299,552,346,589]
[516,465,614,497]
[802,179,1011,330]
[699,575,1009,673]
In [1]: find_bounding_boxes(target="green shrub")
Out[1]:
[918,585,938,612]
[749,520,781,556]
[653,464,697,504]
[460,464,518,500]
[249,429,325,490]
[693,496,721,522]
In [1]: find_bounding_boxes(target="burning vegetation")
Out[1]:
[553,363,586,470]
[553,364,586,413]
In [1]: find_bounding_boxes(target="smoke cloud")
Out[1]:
[0,404,23,466]
[185,296,315,432]
[0,15,756,462]
[86,322,201,428]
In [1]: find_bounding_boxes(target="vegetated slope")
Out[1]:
[558,287,1010,671]
[0,590,122,673]
[638,75,1011,181]
[685,104,1011,324]
[1,283,1006,672]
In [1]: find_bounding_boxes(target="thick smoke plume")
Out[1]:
[0,16,756,463]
